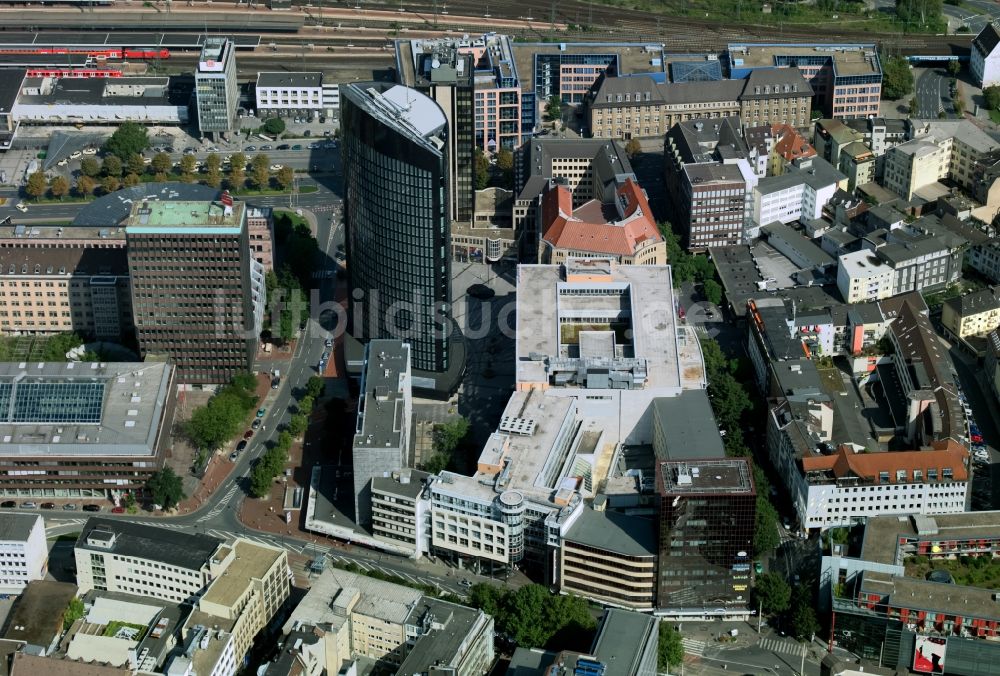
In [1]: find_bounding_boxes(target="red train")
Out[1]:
[0,47,169,60]
[26,68,123,78]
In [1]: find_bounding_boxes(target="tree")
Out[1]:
[658,623,684,670]
[249,464,273,498]
[948,59,961,77]
[752,572,792,615]
[123,172,141,188]
[625,137,642,158]
[251,154,271,189]
[151,152,172,175]
[288,413,308,437]
[205,153,222,187]
[305,375,325,399]
[180,154,197,176]
[63,597,85,630]
[40,332,84,361]
[754,497,781,555]
[703,279,723,306]
[263,117,286,136]
[127,153,146,176]
[25,171,47,199]
[910,96,919,114]
[102,154,123,178]
[206,152,222,174]
[791,592,821,640]
[76,175,96,197]
[79,157,101,178]
[881,55,914,100]
[275,165,294,190]
[468,583,505,618]
[297,395,314,416]
[496,148,514,172]
[146,466,185,510]
[101,175,120,194]
[895,0,943,27]
[123,492,137,510]
[473,148,490,190]
[545,94,562,122]
[49,175,69,200]
[103,121,149,159]
[985,85,1000,111]
[228,152,246,191]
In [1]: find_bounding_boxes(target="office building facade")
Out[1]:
[0,362,176,499]
[656,458,756,610]
[125,198,264,385]
[341,83,452,376]
[75,518,226,602]
[195,38,238,138]
[0,230,132,340]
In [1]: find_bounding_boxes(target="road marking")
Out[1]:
[681,638,706,657]
[196,485,241,522]
[759,637,806,657]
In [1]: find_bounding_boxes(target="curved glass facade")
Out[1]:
[341,83,452,373]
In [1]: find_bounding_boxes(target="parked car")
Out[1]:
[277,144,290,150]
[252,418,262,430]
[270,164,284,171]
[325,338,333,348]
[292,144,303,150]
[82,504,101,512]
[62,503,77,510]
[236,440,248,453]
[256,407,267,418]
[82,147,97,155]
[271,376,281,389]
[20,502,36,509]
[40,502,55,509]
[229,450,239,462]
[246,145,257,152]
[0,501,14,508]
[111,506,125,514]
[261,144,273,151]
[244,429,253,440]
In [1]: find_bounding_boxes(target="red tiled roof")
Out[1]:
[772,123,816,162]
[540,178,662,257]
[800,440,969,483]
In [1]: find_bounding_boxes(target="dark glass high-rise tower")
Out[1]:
[341,82,452,376]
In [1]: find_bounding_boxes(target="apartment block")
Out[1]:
[283,569,494,675]
[352,340,412,530]
[825,513,1000,671]
[537,175,665,264]
[942,287,1000,342]
[836,213,967,303]
[728,43,882,118]
[971,22,1000,88]
[588,67,811,140]
[74,518,225,602]
[814,116,906,181]
[193,539,290,670]
[246,206,275,271]
[558,506,657,611]
[0,514,47,595]
[0,362,176,499]
[125,197,265,385]
[883,119,1000,200]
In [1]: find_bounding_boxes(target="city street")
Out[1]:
[914,68,954,119]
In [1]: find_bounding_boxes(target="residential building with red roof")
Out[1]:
[537,177,665,265]
[769,123,817,176]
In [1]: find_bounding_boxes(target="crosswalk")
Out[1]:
[681,638,707,657]
[196,485,240,522]
[758,637,806,657]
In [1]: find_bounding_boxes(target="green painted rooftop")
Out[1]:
[124,200,244,231]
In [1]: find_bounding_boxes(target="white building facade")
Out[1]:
[0,514,47,595]
[971,23,1000,88]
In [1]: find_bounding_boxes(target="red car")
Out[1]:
[111,506,125,514]
[244,429,253,440]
